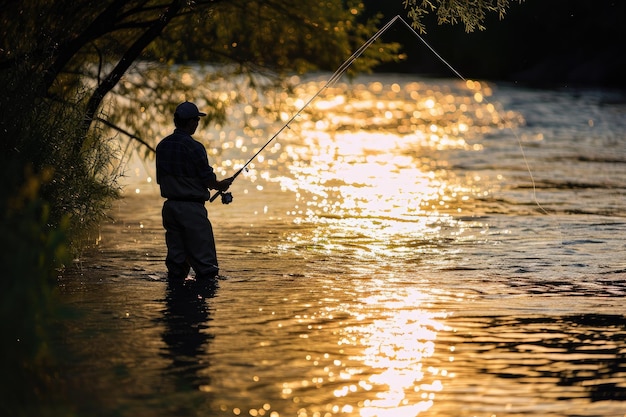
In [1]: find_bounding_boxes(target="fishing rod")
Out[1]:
[210,15,402,204]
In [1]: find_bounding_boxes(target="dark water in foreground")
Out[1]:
[57,76,626,417]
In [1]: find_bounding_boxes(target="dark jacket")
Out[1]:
[156,129,219,201]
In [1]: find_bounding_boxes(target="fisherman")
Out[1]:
[156,101,233,285]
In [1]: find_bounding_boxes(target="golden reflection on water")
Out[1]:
[117,75,519,416]
[332,287,451,417]
[288,130,456,219]
[261,79,501,416]
[274,80,502,217]
[247,77,514,261]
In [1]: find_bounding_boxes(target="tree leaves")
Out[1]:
[404,0,524,33]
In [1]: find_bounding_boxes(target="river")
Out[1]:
[56,74,626,417]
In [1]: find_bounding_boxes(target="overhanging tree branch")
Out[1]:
[95,116,155,154]
[76,0,183,155]
[43,0,129,92]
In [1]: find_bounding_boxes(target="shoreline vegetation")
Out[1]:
[0,79,120,416]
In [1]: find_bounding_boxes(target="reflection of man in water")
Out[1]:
[156,101,233,285]
[161,280,214,391]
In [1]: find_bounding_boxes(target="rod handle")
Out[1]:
[209,190,222,203]
[209,170,241,203]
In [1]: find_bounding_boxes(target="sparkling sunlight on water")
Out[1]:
[58,71,626,417]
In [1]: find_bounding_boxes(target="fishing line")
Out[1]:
[213,15,548,219]
[397,15,569,278]
[395,16,549,215]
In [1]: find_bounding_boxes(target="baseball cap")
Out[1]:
[174,101,207,119]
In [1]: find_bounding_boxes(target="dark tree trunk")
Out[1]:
[75,0,183,155]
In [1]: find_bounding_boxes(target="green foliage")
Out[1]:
[153,0,395,74]
[404,0,524,32]
[2,1,402,158]
[1,62,121,245]
[0,164,73,417]
[0,57,118,416]
[40,103,122,245]
[112,1,402,156]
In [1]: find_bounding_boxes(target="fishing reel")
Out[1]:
[221,192,233,205]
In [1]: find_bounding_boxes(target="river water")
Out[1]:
[56,74,626,417]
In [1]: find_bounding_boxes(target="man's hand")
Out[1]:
[217,176,234,192]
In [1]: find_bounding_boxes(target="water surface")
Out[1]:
[58,75,626,417]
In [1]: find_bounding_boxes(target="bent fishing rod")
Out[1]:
[209,16,401,204]
[209,15,459,204]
